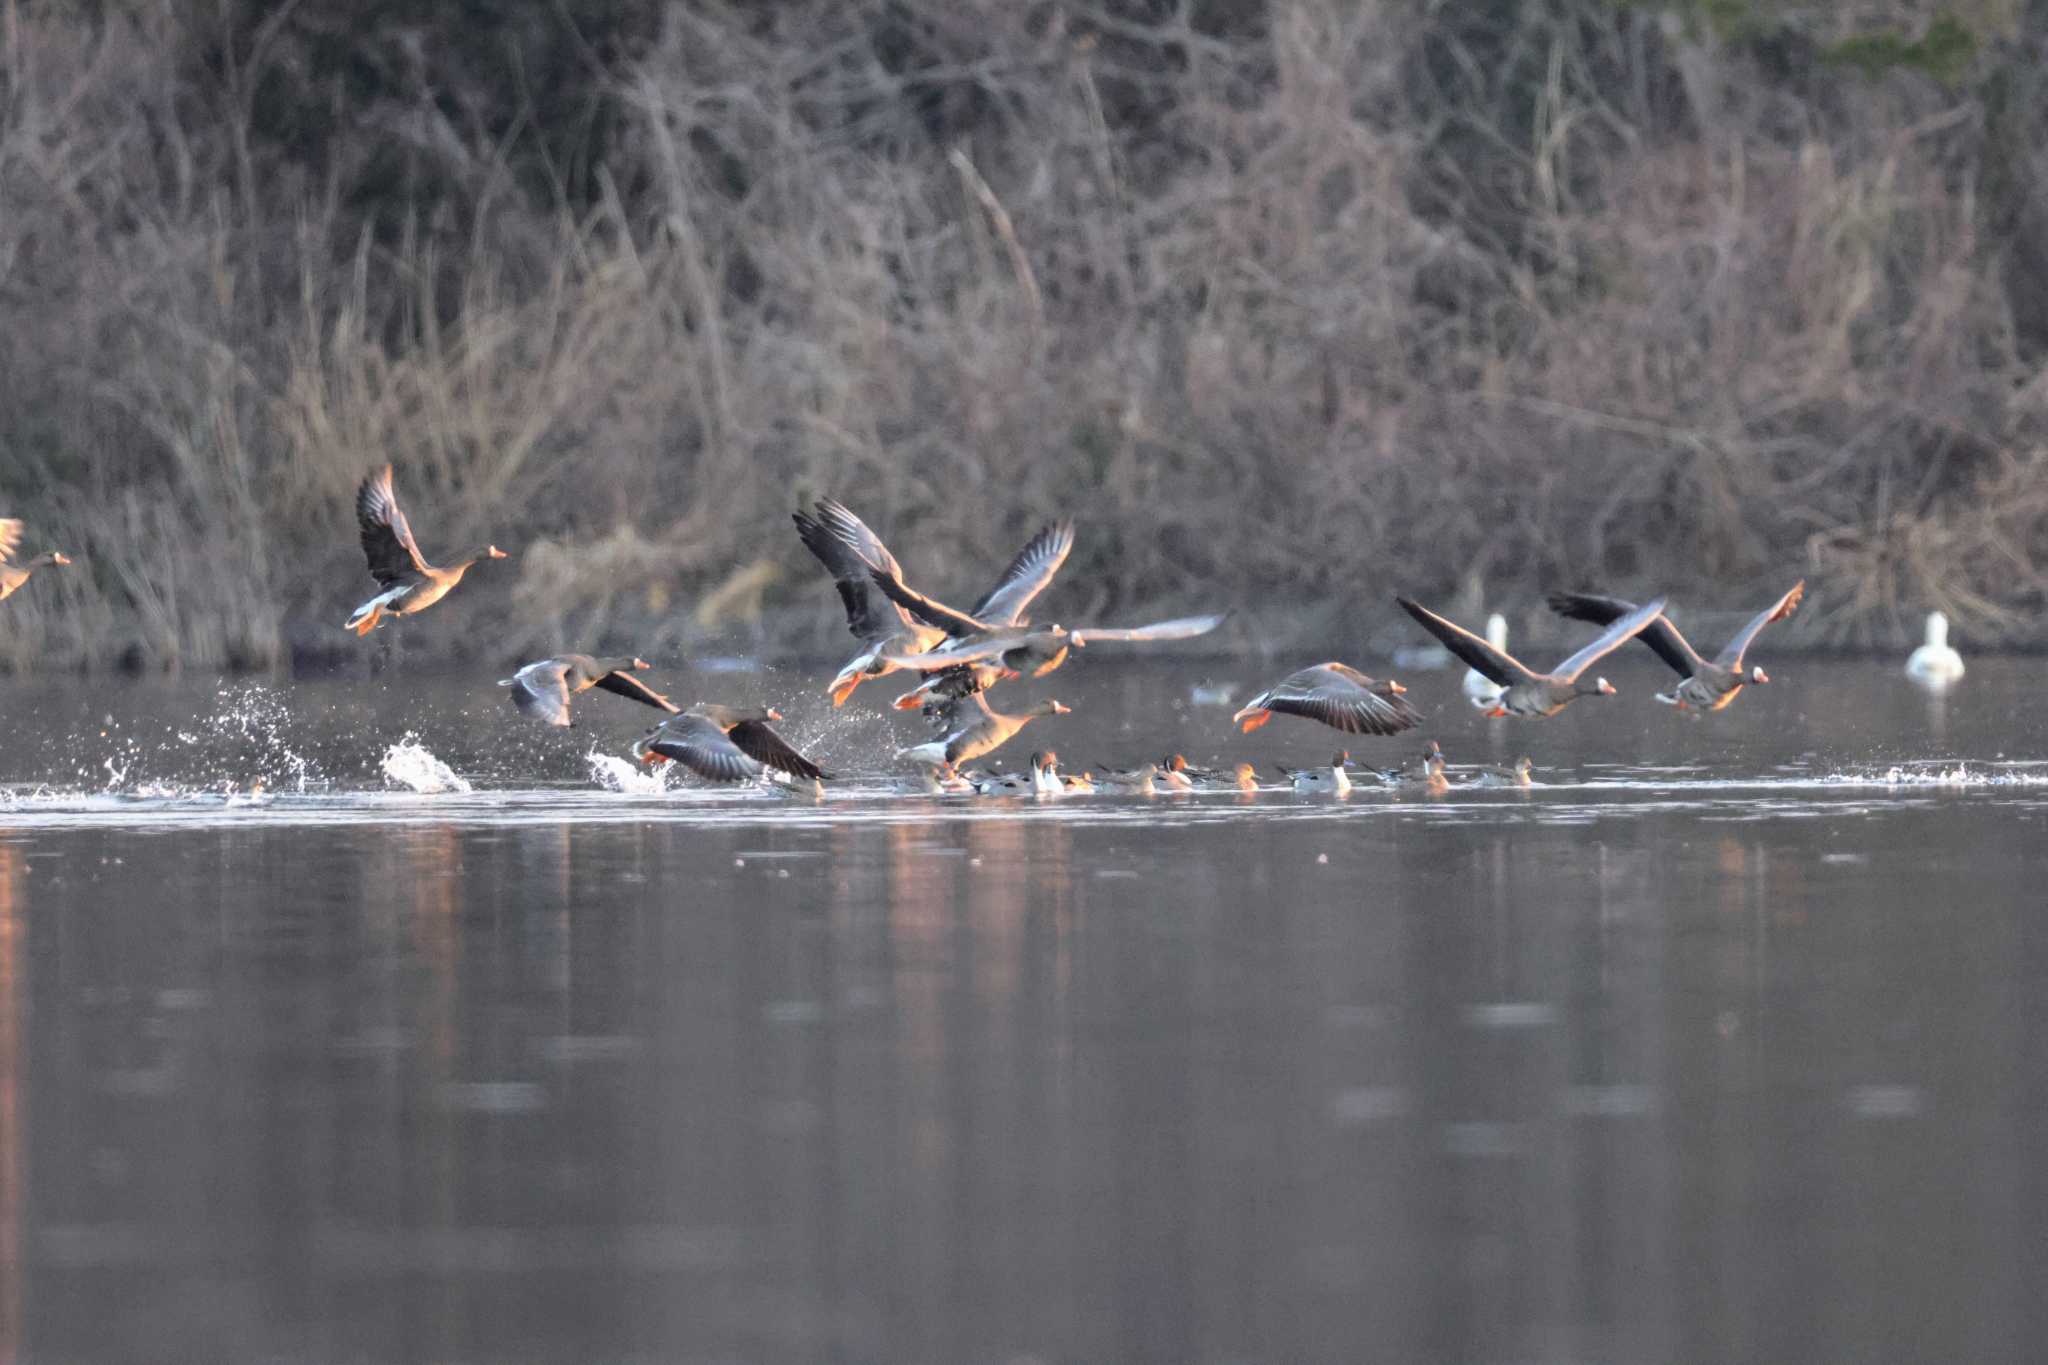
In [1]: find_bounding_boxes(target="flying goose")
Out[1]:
[896,693,1071,773]
[346,465,506,635]
[1278,752,1353,794]
[1905,610,1964,688]
[1397,594,1668,719]
[1463,614,1509,709]
[0,520,70,601]
[1546,581,1804,711]
[631,704,828,783]
[859,520,1079,710]
[880,612,1228,678]
[1230,663,1422,736]
[792,499,949,705]
[499,655,678,728]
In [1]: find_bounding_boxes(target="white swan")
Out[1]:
[1463,613,1509,709]
[1905,611,1964,689]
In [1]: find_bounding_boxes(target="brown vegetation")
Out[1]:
[1,1,2045,672]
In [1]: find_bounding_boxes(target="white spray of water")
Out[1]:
[587,749,671,794]
[381,737,472,794]
[202,684,319,792]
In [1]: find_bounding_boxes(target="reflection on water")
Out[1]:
[0,661,2044,1362]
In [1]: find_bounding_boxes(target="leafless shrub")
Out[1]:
[2,0,2046,670]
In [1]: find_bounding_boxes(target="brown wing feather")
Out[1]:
[1396,598,1529,685]
[727,719,829,781]
[591,670,680,713]
[507,662,573,727]
[794,501,914,643]
[870,565,991,637]
[1713,581,1805,669]
[0,519,21,565]
[1258,664,1422,736]
[1546,592,1702,678]
[971,521,1075,625]
[356,465,431,586]
[645,715,762,781]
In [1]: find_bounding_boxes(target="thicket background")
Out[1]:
[0,0,2044,672]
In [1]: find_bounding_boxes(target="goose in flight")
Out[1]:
[1396,594,1667,719]
[500,655,678,727]
[792,499,949,705]
[1462,614,1509,710]
[0,520,70,601]
[896,693,1071,774]
[1230,663,1421,736]
[346,465,506,635]
[860,520,1078,713]
[631,704,828,783]
[1546,581,1804,711]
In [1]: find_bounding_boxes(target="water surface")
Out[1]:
[0,659,2041,1363]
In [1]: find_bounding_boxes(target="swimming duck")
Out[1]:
[1546,582,1804,711]
[0,520,71,601]
[973,751,1065,796]
[346,465,507,635]
[499,655,678,727]
[1397,594,1667,719]
[903,767,975,795]
[1279,752,1353,794]
[896,694,1071,772]
[1231,663,1421,736]
[1470,757,1535,788]
[1462,614,1509,709]
[631,704,828,784]
[1905,610,1965,689]
[1373,739,1443,783]
[792,499,949,704]
[1093,763,1159,795]
[1384,752,1449,795]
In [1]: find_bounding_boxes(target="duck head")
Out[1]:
[1748,665,1770,685]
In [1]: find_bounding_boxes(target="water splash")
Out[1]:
[380,737,471,794]
[1824,762,2048,788]
[77,684,321,797]
[587,749,670,794]
[199,684,319,792]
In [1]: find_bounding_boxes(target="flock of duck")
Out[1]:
[0,468,1973,797]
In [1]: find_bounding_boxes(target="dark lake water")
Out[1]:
[0,656,2043,1363]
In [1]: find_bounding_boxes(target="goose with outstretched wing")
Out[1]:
[1546,581,1804,712]
[500,655,678,728]
[0,519,71,601]
[793,499,948,705]
[1230,663,1422,736]
[1397,593,1666,719]
[632,704,830,784]
[347,465,507,635]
